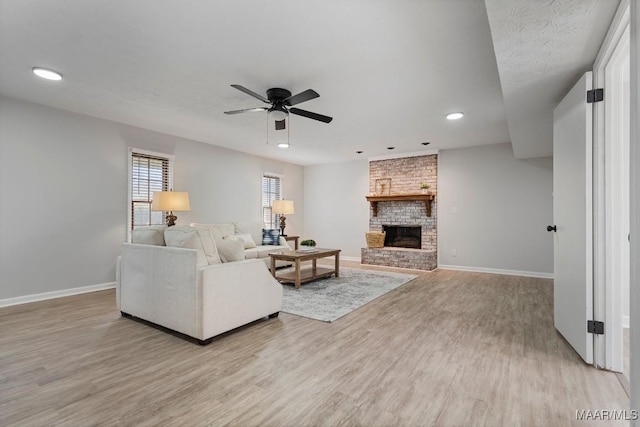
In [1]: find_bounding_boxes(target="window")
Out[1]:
[130,151,172,228]
[262,174,282,229]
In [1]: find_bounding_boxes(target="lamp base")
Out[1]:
[279,215,287,236]
[166,212,177,227]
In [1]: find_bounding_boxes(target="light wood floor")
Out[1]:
[0,266,629,426]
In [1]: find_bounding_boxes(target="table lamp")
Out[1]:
[151,191,190,226]
[272,199,294,236]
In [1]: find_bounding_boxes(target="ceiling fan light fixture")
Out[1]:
[269,108,288,121]
[277,142,290,148]
[446,112,464,120]
[32,67,63,81]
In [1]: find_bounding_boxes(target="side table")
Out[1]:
[284,235,299,250]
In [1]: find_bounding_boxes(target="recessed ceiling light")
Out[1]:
[446,112,464,120]
[421,142,431,146]
[387,147,395,150]
[356,150,363,154]
[277,142,290,148]
[32,67,63,81]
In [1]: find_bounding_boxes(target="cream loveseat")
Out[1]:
[116,223,284,344]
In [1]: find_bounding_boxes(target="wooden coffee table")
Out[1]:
[269,248,341,289]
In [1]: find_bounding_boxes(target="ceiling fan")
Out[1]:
[224,85,333,128]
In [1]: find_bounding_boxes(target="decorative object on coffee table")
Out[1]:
[272,199,295,236]
[151,190,190,227]
[300,239,316,251]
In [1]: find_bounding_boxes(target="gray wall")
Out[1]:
[0,96,303,301]
[303,160,370,259]
[0,95,554,303]
[438,143,553,275]
[303,144,553,274]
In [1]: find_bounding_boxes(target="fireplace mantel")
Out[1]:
[366,193,434,217]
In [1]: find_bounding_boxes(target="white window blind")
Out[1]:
[131,152,172,228]
[262,174,282,229]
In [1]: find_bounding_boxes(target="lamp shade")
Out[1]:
[151,191,190,211]
[272,199,294,215]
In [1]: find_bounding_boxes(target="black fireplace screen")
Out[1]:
[382,225,421,249]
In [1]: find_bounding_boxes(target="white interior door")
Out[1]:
[552,72,594,364]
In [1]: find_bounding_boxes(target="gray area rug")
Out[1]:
[281,267,418,322]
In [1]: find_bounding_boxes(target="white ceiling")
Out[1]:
[0,0,619,165]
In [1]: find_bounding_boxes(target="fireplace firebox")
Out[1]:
[382,225,421,249]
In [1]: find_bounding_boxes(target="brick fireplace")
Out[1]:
[361,155,437,270]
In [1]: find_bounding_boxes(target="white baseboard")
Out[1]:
[342,256,361,262]
[624,316,630,329]
[0,282,116,308]
[438,265,554,279]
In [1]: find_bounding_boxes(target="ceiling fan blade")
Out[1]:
[230,84,270,103]
[224,107,268,115]
[284,89,319,106]
[289,107,333,123]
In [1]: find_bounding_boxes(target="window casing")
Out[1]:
[130,151,172,229]
[262,174,282,229]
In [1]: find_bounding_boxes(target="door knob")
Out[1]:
[547,225,557,232]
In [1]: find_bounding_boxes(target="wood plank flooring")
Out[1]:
[0,267,629,426]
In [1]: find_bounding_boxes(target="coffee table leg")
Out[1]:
[270,256,276,278]
[335,253,340,277]
[295,259,301,289]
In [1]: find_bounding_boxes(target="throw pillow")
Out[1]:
[190,223,236,239]
[224,233,257,249]
[262,228,280,245]
[215,238,245,263]
[164,226,208,267]
[233,221,265,248]
[190,225,222,265]
[131,225,166,246]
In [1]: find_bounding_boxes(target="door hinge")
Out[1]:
[587,88,604,103]
[587,320,604,334]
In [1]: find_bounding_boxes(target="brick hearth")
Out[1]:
[361,247,437,270]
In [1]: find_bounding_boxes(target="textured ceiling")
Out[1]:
[0,1,619,164]
[485,0,619,159]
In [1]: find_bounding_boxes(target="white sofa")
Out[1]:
[129,221,292,266]
[191,221,292,267]
[116,222,285,344]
